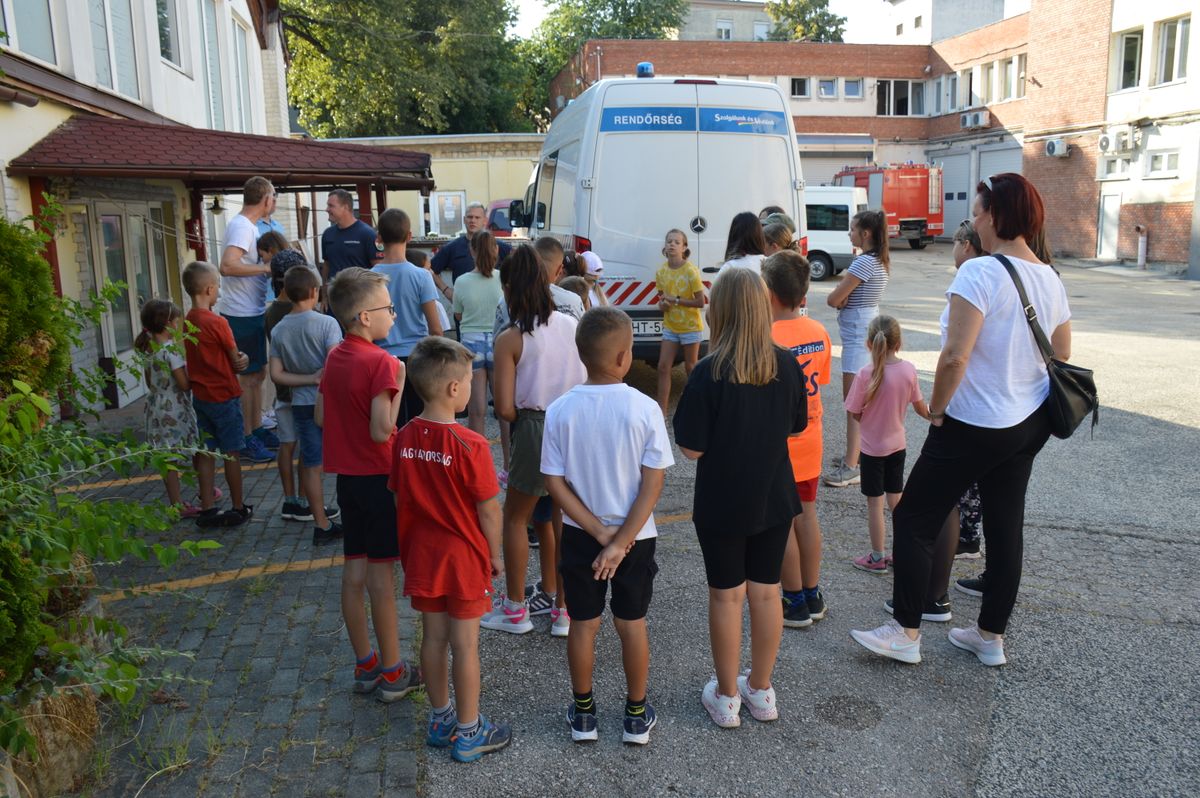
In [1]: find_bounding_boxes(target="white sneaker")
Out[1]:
[849,619,922,664]
[701,678,741,728]
[480,601,533,634]
[550,607,570,637]
[736,672,778,722]
[948,625,1007,666]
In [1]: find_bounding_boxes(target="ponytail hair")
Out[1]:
[863,314,902,407]
[471,230,498,278]
[136,298,183,353]
[852,210,891,273]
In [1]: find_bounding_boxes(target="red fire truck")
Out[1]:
[833,164,944,249]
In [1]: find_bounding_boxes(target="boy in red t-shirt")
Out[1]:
[181,261,253,528]
[318,267,417,702]
[389,336,510,763]
[762,252,832,628]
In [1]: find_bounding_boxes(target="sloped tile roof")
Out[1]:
[9,115,433,190]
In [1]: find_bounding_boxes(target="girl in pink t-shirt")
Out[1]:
[844,316,930,573]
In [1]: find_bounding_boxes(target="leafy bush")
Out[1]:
[0,538,45,696]
[0,207,70,397]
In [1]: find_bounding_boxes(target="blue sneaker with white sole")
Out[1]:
[427,712,458,747]
[451,715,511,763]
[622,703,657,745]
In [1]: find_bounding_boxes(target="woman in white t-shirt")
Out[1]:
[713,212,767,280]
[851,173,1070,669]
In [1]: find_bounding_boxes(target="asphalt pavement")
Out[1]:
[420,245,1200,798]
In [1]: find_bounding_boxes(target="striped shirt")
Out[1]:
[844,253,888,309]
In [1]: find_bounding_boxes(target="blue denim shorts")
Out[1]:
[193,396,245,453]
[274,401,296,445]
[223,313,267,374]
[461,332,494,371]
[292,404,322,467]
[837,305,879,375]
[663,329,703,346]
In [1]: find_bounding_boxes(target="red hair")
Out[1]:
[977,173,1045,243]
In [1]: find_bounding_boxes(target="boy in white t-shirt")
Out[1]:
[541,306,673,746]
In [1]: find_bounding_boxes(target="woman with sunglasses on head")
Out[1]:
[851,173,1072,668]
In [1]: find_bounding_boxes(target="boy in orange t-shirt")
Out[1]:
[389,336,510,763]
[763,252,832,628]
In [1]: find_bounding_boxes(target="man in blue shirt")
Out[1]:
[430,201,512,297]
[371,208,443,426]
[321,189,379,283]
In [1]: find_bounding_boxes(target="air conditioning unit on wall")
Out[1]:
[1045,139,1071,158]
[959,110,991,130]
[1098,125,1136,153]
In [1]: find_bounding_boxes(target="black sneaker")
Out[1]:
[782,596,813,628]
[313,521,344,546]
[806,589,828,621]
[955,538,982,560]
[194,506,222,526]
[523,579,543,600]
[622,702,656,745]
[527,586,555,616]
[527,524,539,549]
[955,573,986,598]
[884,595,952,622]
[281,499,308,521]
[567,705,598,742]
[197,504,253,528]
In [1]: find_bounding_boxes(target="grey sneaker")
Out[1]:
[948,625,1007,666]
[376,662,421,703]
[823,458,861,487]
[849,619,922,664]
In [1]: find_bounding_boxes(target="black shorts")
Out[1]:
[860,450,906,497]
[397,356,425,428]
[695,521,791,590]
[336,474,399,562]
[559,524,657,621]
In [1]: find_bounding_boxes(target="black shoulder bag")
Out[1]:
[994,254,1099,439]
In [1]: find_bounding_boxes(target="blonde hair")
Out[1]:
[864,315,902,406]
[328,267,388,329]
[763,222,794,252]
[707,269,777,386]
[407,336,473,402]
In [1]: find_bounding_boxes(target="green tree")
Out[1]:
[766,0,846,42]
[282,0,531,137]
[516,0,690,125]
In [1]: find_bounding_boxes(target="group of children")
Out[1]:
[132,211,970,761]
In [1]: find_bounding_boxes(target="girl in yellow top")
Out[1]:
[655,228,706,414]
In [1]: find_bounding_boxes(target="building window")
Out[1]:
[896,23,903,36]
[231,20,253,132]
[716,19,732,40]
[1000,58,1014,100]
[198,0,224,129]
[753,21,769,41]
[876,79,925,116]
[1016,54,1027,97]
[11,0,56,64]
[915,15,923,29]
[911,81,925,114]
[1101,156,1131,178]
[1146,150,1180,176]
[933,77,942,114]
[981,62,995,103]
[1116,31,1142,90]
[1155,17,1190,83]
[790,77,810,98]
[818,78,838,98]
[156,0,181,65]
[948,73,959,111]
[844,78,863,98]
[88,0,140,99]
[961,68,975,107]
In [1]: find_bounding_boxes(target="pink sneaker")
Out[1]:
[497,469,508,490]
[179,502,201,519]
[550,607,570,637]
[853,553,889,573]
[480,601,533,634]
[737,672,778,722]
[701,678,741,728]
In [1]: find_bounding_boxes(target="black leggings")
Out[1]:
[891,403,1051,634]
[696,521,792,590]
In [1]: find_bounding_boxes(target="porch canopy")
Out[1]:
[8,114,434,260]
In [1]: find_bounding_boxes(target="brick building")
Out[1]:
[549,0,1196,263]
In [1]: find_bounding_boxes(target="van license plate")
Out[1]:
[631,320,662,336]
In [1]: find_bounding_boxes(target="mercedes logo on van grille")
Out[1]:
[689,216,707,234]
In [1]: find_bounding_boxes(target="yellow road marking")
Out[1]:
[63,462,276,492]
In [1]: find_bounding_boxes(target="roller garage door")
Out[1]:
[979,146,1023,181]
[939,153,971,233]
[802,155,869,187]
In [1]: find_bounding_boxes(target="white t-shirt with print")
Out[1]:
[541,383,674,541]
[218,213,269,317]
[941,255,1071,429]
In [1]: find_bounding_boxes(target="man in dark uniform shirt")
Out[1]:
[320,188,379,283]
[429,201,512,300]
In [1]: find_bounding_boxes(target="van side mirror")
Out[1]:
[508,200,526,228]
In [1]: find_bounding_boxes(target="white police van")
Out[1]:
[510,66,807,360]
[803,185,869,281]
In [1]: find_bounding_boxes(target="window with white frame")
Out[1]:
[1117,30,1142,90]
[231,19,253,133]
[948,73,959,110]
[9,0,57,64]
[753,21,769,41]
[716,19,732,40]
[157,0,182,66]
[88,0,140,99]
[961,68,974,107]
[197,0,224,129]
[876,79,925,115]
[1101,156,1131,178]
[818,78,838,98]
[1146,150,1180,176]
[790,77,810,98]
[911,81,925,114]
[915,15,922,29]
[896,23,903,36]
[933,77,942,114]
[1016,53,1027,97]
[981,62,995,103]
[1155,16,1189,84]
[844,78,863,98]
[1000,58,1014,100]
